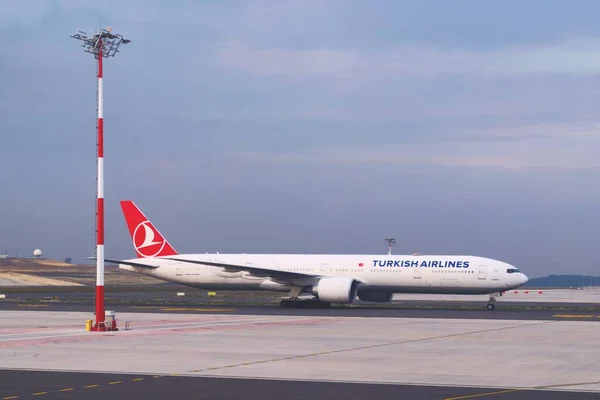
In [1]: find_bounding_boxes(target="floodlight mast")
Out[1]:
[384,238,396,256]
[70,27,130,332]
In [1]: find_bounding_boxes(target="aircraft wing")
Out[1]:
[164,257,319,282]
[88,257,160,269]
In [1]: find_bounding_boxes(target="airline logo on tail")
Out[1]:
[121,200,178,258]
[133,221,166,257]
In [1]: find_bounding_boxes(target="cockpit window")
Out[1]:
[506,268,520,274]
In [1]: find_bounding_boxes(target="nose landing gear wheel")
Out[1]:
[486,294,499,311]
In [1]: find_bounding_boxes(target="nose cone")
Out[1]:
[520,273,529,286]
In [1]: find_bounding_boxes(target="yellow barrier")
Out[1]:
[207,292,216,297]
[85,319,93,331]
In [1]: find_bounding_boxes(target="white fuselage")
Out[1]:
[118,254,528,296]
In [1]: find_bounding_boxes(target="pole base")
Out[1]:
[90,322,118,332]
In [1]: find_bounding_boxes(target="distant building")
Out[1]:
[33,249,43,258]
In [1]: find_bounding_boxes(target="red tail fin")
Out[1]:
[120,200,178,258]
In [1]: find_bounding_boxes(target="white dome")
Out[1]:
[33,249,43,257]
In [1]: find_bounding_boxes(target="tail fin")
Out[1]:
[120,200,178,258]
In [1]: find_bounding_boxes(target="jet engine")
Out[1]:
[312,277,358,303]
[357,292,393,303]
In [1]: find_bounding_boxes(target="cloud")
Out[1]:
[216,37,600,80]
[217,42,360,76]
[194,120,600,170]
[224,143,600,170]
[128,122,600,172]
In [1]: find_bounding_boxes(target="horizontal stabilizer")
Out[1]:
[87,257,159,269]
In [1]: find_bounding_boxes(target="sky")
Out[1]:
[1,0,600,278]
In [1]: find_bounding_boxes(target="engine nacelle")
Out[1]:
[357,292,393,303]
[312,277,358,303]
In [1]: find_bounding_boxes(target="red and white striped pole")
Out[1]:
[95,38,106,330]
[70,28,130,332]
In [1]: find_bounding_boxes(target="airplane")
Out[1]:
[101,200,529,311]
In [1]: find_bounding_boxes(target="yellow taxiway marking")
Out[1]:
[552,314,596,318]
[1,376,158,399]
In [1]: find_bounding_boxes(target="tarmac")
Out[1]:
[1,370,599,400]
[1,285,599,398]
[2,301,600,322]
[1,310,599,399]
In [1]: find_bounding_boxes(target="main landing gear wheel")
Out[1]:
[280,298,331,309]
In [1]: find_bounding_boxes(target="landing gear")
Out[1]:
[486,294,499,311]
[280,285,331,308]
[280,298,331,309]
